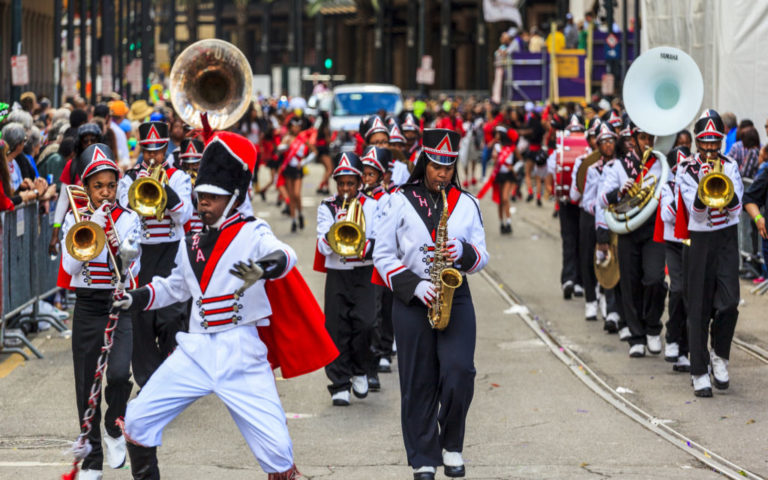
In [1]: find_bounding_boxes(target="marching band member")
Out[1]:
[658,146,692,373]
[278,117,315,233]
[178,138,205,234]
[373,129,489,480]
[389,121,412,187]
[598,121,667,358]
[400,112,421,162]
[584,124,629,334]
[567,116,602,320]
[315,152,380,405]
[61,144,141,479]
[360,146,396,384]
[678,110,743,397]
[114,132,324,479]
[117,121,193,387]
[491,125,518,235]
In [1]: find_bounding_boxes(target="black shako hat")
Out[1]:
[179,138,205,163]
[694,109,725,143]
[195,132,255,203]
[361,146,392,173]
[80,143,119,180]
[332,152,364,178]
[359,116,390,141]
[138,121,169,151]
[421,128,460,165]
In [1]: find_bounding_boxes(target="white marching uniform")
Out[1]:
[678,153,744,232]
[124,213,297,473]
[598,153,664,211]
[373,184,488,296]
[659,179,682,243]
[391,160,411,186]
[117,166,193,243]
[61,205,142,287]
[316,192,378,270]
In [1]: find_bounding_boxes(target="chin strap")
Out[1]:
[211,189,240,230]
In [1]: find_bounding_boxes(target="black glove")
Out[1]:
[164,184,182,210]
[254,250,289,280]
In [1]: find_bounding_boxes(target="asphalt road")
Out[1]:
[2,163,765,479]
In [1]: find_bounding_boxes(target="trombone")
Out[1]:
[128,161,169,221]
[65,185,135,285]
[328,194,367,257]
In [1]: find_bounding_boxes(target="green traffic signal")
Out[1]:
[129,43,135,51]
[324,58,332,70]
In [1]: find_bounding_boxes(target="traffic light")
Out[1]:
[324,58,333,70]
[129,43,135,51]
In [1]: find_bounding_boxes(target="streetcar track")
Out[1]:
[478,266,763,480]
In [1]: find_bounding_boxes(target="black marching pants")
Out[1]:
[132,242,189,388]
[665,242,688,354]
[559,202,582,286]
[72,289,133,471]
[324,266,377,394]
[392,281,476,468]
[579,210,597,302]
[617,220,667,345]
[369,286,395,378]
[686,226,740,376]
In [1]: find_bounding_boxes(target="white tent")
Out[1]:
[641,0,768,141]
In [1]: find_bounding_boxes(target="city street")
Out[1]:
[2,165,767,479]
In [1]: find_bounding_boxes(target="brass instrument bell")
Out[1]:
[64,185,107,262]
[697,156,734,211]
[328,194,367,257]
[128,162,169,221]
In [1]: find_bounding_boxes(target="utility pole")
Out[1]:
[10,0,22,103]
[54,0,63,106]
[80,0,88,100]
[141,0,152,99]
[418,0,425,96]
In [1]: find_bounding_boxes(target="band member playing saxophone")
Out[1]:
[373,129,488,480]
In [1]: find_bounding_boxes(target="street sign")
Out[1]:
[605,33,619,60]
[11,55,29,86]
[417,55,435,85]
[101,55,113,95]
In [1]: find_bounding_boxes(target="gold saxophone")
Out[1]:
[428,185,464,330]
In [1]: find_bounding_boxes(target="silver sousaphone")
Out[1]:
[605,47,704,234]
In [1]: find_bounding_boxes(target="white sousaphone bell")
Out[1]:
[605,46,704,234]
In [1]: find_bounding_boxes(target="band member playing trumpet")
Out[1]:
[598,121,667,358]
[113,132,312,479]
[315,152,380,405]
[658,146,692,373]
[117,121,193,387]
[360,146,397,383]
[678,110,744,397]
[373,129,488,480]
[61,144,142,479]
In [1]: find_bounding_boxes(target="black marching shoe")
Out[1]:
[562,281,574,300]
[443,450,466,478]
[298,214,305,230]
[413,467,436,480]
[368,375,381,392]
[126,443,160,480]
[291,220,297,233]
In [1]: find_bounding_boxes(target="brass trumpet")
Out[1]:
[697,155,734,211]
[128,162,169,221]
[328,194,367,257]
[65,185,107,262]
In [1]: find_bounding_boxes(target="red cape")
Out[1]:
[260,267,338,378]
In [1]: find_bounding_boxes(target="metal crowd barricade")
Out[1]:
[1,202,68,360]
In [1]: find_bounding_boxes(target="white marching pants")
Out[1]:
[124,324,294,473]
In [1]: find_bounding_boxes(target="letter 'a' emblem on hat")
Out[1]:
[338,153,352,169]
[371,116,386,131]
[184,142,198,156]
[435,134,452,154]
[703,119,718,135]
[677,150,687,164]
[92,145,108,163]
[147,125,161,141]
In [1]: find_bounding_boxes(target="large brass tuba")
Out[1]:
[428,185,463,331]
[606,46,703,234]
[328,194,367,257]
[169,39,253,131]
[65,185,107,262]
[697,155,734,210]
[128,162,169,221]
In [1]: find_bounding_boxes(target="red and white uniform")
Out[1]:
[678,153,744,232]
[316,192,378,270]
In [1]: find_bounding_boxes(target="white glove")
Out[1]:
[89,204,109,229]
[445,238,463,262]
[414,281,437,307]
[619,179,635,196]
[112,292,133,310]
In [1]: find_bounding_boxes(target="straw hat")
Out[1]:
[127,100,154,121]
